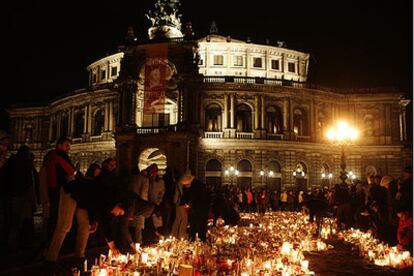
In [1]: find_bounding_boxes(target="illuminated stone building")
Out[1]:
[6,0,411,191]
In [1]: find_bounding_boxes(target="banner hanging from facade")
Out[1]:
[144,44,169,114]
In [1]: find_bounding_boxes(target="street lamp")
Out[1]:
[259,169,274,188]
[326,120,359,184]
[224,166,239,185]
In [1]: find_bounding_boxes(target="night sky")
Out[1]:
[1,0,412,131]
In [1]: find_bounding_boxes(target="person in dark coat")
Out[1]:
[180,169,212,241]
[211,188,240,226]
[65,174,155,256]
[300,194,329,236]
[3,145,38,252]
[161,167,177,236]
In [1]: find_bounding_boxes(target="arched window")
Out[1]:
[237,159,252,190]
[237,159,252,172]
[321,163,332,188]
[236,104,252,132]
[365,165,377,178]
[61,114,69,138]
[268,160,282,192]
[364,114,374,137]
[294,162,308,192]
[24,125,33,143]
[317,111,326,139]
[93,109,105,136]
[265,106,283,134]
[205,104,222,131]
[73,111,85,138]
[268,160,281,173]
[293,108,308,136]
[206,159,222,190]
[206,159,222,171]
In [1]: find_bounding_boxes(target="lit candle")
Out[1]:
[141,252,148,264]
[301,260,309,271]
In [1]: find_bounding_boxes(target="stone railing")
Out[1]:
[236,132,254,139]
[203,76,304,88]
[267,133,283,140]
[137,125,178,135]
[204,131,223,138]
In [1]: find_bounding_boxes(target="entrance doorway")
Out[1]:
[138,148,167,175]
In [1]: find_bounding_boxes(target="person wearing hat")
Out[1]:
[396,166,413,213]
[171,169,194,240]
[176,168,212,241]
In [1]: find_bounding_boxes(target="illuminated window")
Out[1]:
[111,67,118,76]
[253,57,262,68]
[213,55,223,65]
[234,56,243,66]
[288,62,296,73]
[101,70,106,80]
[271,60,280,70]
[93,109,105,136]
[74,112,85,138]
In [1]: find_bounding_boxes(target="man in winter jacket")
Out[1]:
[65,177,155,256]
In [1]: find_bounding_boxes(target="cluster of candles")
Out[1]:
[337,228,413,269]
[78,212,333,275]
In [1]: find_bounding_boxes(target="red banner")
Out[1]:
[144,44,168,113]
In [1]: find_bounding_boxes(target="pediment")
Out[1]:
[198,34,246,44]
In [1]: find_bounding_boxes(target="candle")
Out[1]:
[301,260,309,271]
[141,252,148,264]
[178,264,193,276]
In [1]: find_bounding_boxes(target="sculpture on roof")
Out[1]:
[146,0,183,40]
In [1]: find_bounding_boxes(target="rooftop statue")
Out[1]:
[146,0,183,40]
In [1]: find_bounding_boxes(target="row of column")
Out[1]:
[48,101,114,141]
[220,94,303,133]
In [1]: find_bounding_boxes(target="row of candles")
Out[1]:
[81,212,333,275]
[337,228,412,269]
[78,212,412,275]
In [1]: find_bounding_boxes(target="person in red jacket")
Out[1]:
[396,208,413,253]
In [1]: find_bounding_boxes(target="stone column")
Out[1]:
[109,101,114,131]
[399,100,410,141]
[104,102,110,131]
[223,94,228,129]
[177,90,182,123]
[83,106,88,134]
[289,99,294,133]
[87,103,92,135]
[310,100,315,141]
[254,95,259,130]
[261,95,265,129]
[230,94,235,128]
[283,98,289,132]
[70,107,75,137]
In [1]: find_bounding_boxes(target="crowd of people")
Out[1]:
[217,170,413,253]
[0,132,412,272]
[0,135,222,270]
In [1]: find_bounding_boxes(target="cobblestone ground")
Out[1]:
[0,213,412,276]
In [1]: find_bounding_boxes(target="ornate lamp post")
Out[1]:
[259,169,274,189]
[326,120,359,184]
[224,166,239,186]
